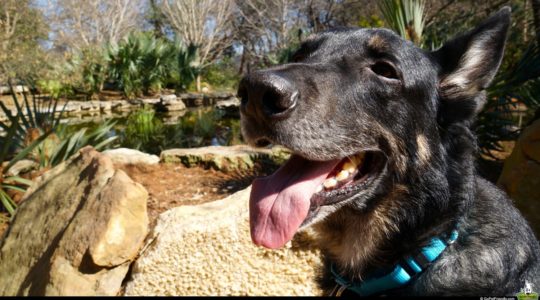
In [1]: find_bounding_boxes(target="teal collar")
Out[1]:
[330,229,459,296]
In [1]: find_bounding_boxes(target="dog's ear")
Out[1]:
[432,7,510,123]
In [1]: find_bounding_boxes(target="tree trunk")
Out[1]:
[149,0,164,39]
[196,74,201,92]
[532,0,540,45]
[238,47,246,75]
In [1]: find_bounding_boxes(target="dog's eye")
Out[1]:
[291,52,305,63]
[370,62,399,80]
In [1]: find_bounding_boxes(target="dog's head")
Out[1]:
[238,8,510,249]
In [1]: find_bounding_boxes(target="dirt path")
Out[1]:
[117,162,277,228]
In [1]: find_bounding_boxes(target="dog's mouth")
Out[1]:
[249,149,386,249]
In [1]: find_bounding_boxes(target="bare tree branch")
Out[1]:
[161,0,235,68]
[45,0,144,52]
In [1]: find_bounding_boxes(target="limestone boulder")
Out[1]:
[103,148,160,166]
[0,147,149,296]
[80,101,101,112]
[157,95,186,112]
[498,119,540,236]
[160,145,291,172]
[111,100,132,112]
[124,187,323,296]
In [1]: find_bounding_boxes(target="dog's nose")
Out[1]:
[238,72,298,119]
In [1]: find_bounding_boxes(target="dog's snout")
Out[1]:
[238,72,298,119]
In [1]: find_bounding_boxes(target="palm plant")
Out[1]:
[108,32,177,98]
[478,43,540,158]
[61,48,109,99]
[173,42,201,92]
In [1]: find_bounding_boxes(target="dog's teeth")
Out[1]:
[323,178,338,189]
[352,153,365,165]
[336,170,349,181]
[315,185,323,193]
[343,161,356,173]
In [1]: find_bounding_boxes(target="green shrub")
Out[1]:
[200,58,240,92]
[36,79,73,99]
[107,32,177,98]
[171,43,201,92]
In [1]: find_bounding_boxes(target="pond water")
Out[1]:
[63,107,243,155]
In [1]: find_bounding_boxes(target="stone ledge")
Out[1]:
[160,145,290,172]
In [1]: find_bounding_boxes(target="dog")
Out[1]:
[238,7,540,296]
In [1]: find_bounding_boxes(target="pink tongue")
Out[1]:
[249,155,340,249]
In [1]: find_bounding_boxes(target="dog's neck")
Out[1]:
[313,122,476,281]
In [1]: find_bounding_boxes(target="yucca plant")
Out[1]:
[36,120,118,168]
[0,83,64,217]
[0,82,118,217]
[378,0,426,45]
[0,118,49,217]
[0,82,66,159]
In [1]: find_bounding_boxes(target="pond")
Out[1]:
[63,106,243,155]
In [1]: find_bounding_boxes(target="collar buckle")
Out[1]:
[329,283,350,297]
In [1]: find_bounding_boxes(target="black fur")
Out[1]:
[239,7,540,296]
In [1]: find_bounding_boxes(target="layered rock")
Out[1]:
[0,147,149,296]
[0,92,236,123]
[498,119,540,236]
[156,95,186,112]
[3,159,38,176]
[160,145,290,172]
[103,148,160,165]
[124,187,323,296]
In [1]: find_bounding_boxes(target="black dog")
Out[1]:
[238,7,540,296]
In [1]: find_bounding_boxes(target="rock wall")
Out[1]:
[0,92,238,123]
